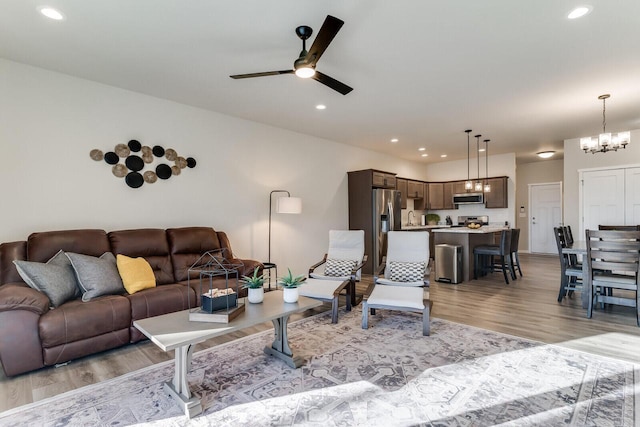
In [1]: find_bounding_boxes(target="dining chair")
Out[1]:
[362,231,432,336]
[510,228,523,278]
[585,229,640,326]
[554,226,582,302]
[473,229,514,284]
[598,225,640,231]
[563,225,575,246]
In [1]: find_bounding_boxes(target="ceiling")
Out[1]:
[2,1,639,164]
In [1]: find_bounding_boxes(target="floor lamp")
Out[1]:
[267,189,302,268]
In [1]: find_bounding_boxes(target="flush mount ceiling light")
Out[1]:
[568,6,592,19]
[421,154,428,157]
[390,138,398,143]
[39,6,64,20]
[580,94,630,154]
[537,151,555,159]
[315,104,326,110]
[418,147,426,151]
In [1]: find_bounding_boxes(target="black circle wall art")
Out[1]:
[152,145,165,157]
[125,172,144,188]
[128,140,142,152]
[91,140,196,188]
[156,164,172,180]
[125,155,144,172]
[104,152,119,165]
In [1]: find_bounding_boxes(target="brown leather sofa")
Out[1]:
[0,227,262,377]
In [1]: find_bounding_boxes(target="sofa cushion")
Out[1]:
[27,229,110,263]
[167,227,222,282]
[13,250,80,307]
[116,254,156,294]
[38,295,131,348]
[66,252,125,302]
[108,229,175,285]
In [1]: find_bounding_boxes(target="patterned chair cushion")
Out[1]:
[324,258,357,277]
[388,261,426,282]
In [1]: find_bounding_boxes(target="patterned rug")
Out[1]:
[1,307,637,426]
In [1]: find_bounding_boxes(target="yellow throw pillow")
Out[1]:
[116,254,156,294]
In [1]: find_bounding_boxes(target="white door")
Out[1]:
[529,183,562,254]
[581,169,625,235]
[625,167,640,225]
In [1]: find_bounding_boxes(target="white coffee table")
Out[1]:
[133,290,322,418]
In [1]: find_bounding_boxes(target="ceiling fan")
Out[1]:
[230,15,353,95]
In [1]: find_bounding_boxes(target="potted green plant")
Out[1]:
[278,268,306,303]
[241,267,265,303]
[426,213,440,225]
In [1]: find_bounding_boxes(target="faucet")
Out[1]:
[407,211,415,226]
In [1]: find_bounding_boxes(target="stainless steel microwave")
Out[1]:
[452,193,484,204]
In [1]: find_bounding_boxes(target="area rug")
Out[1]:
[1,308,637,427]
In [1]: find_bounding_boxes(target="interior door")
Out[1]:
[529,183,562,254]
[581,169,625,236]
[625,167,640,225]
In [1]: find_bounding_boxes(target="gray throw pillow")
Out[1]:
[13,250,81,308]
[324,258,357,277]
[66,252,125,302]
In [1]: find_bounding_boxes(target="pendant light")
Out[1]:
[474,134,483,192]
[483,139,491,193]
[464,130,473,191]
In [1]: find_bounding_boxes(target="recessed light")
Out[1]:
[390,138,399,143]
[315,104,326,110]
[440,154,447,158]
[421,154,428,157]
[537,151,555,159]
[478,148,486,152]
[39,6,65,20]
[418,147,426,151]
[567,6,592,19]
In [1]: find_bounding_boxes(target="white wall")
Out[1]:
[0,59,428,274]
[563,129,640,235]
[423,153,517,226]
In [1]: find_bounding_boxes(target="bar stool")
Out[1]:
[473,229,514,284]
[510,228,523,278]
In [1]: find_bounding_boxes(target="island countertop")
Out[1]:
[432,226,507,234]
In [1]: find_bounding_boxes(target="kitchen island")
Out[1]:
[432,227,507,282]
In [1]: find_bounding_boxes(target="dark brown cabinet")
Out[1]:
[453,180,468,195]
[414,183,429,210]
[443,182,456,209]
[484,176,508,208]
[427,183,444,210]
[396,178,408,209]
[372,171,396,188]
[407,180,424,198]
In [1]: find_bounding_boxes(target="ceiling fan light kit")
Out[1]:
[230,15,353,95]
[580,94,630,154]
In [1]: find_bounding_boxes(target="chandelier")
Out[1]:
[464,130,473,190]
[580,94,630,154]
[474,134,483,192]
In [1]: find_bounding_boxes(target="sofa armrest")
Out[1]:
[0,283,50,315]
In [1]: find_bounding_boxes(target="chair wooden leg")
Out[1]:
[636,291,640,327]
[346,281,353,312]
[557,275,568,302]
[500,256,510,284]
[422,300,433,336]
[587,283,594,319]
[514,253,523,277]
[508,254,517,280]
[474,253,479,279]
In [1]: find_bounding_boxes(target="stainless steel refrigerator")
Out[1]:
[372,188,402,274]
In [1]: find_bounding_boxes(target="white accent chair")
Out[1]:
[301,230,367,323]
[362,231,433,335]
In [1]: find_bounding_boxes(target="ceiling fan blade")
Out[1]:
[230,70,293,79]
[304,15,344,67]
[312,71,353,95]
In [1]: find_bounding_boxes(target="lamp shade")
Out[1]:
[277,196,302,214]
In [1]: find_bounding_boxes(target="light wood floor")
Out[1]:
[2,253,640,413]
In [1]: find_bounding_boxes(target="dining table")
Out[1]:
[561,240,589,309]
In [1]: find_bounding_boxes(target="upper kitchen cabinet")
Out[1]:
[452,180,468,195]
[443,182,456,209]
[407,180,424,199]
[396,178,408,209]
[484,176,508,208]
[414,183,429,210]
[427,183,444,210]
[371,170,397,188]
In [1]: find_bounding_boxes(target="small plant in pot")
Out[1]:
[278,268,306,303]
[241,267,265,304]
[426,213,440,225]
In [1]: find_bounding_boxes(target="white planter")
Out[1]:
[247,287,264,304]
[283,287,299,303]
